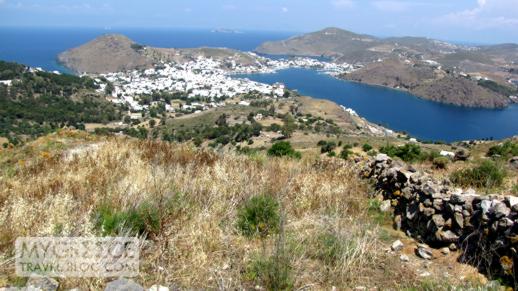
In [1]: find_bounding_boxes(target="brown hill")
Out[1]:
[341,59,510,108]
[58,34,260,74]
[58,34,153,74]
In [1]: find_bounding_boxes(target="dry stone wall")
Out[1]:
[361,154,518,282]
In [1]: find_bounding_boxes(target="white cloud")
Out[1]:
[331,0,355,9]
[281,7,288,13]
[439,0,518,29]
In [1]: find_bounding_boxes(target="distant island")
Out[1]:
[256,27,518,108]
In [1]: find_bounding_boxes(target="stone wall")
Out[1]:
[361,154,518,282]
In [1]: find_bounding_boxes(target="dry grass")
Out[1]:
[0,130,415,290]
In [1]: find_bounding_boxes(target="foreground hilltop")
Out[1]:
[257,27,518,108]
[58,34,258,74]
[1,130,509,289]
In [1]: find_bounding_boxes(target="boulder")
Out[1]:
[436,230,459,243]
[454,212,464,229]
[400,254,410,262]
[375,154,390,163]
[432,214,445,228]
[490,202,510,219]
[105,279,144,291]
[416,246,433,260]
[506,196,518,208]
[454,149,470,161]
[391,240,404,251]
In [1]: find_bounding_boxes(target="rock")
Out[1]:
[416,247,433,260]
[432,199,444,211]
[432,214,445,228]
[379,200,392,212]
[26,277,59,291]
[454,149,470,161]
[391,240,404,251]
[449,243,458,251]
[506,196,518,208]
[441,247,451,255]
[400,254,410,262]
[105,279,144,291]
[454,212,464,229]
[375,154,390,163]
[419,271,432,277]
[148,285,169,291]
[437,230,459,243]
[510,156,518,170]
[406,202,419,220]
[481,200,492,215]
[491,202,510,219]
[422,182,438,196]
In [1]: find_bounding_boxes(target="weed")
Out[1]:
[451,160,506,189]
[237,195,280,238]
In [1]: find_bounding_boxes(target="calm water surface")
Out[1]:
[241,68,518,142]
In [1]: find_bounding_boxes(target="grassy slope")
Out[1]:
[0,130,496,290]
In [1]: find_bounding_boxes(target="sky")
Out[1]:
[0,0,517,44]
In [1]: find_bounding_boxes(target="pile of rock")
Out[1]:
[361,154,518,281]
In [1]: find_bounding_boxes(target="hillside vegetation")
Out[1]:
[0,130,496,290]
[0,61,121,144]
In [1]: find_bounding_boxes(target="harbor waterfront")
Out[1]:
[239,68,518,142]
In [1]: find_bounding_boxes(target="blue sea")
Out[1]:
[243,69,518,142]
[0,27,295,72]
[1,27,517,142]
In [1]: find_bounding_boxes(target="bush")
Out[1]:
[313,233,343,265]
[267,141,301,159]
[362,143,373,152]
[487,141,518,159]
[380,143,424,163]
[237,195,280,238]
[340,148,351,160]
[95,202,160,237]
[450,160,506,189]
[432,157,449,169]
[319,140,337,154]
[245,253,292,290]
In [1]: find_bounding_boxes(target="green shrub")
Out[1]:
[362,143,373,152]
[237,195,280,238]
[95,202,160,236]
[487,141,518,159]
[432,157,449,169]
[340,148,351,160]
[450,160,506,189]
[512,184,518,195]
[380,143,424,162]
[267,141,301,159]
[313,233,343,265]
[319,140,337,154]
[245,253,292,290]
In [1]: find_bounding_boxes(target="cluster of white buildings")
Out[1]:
[235,54,356,76]
[94,53,358,115]
[98,56,290,113]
